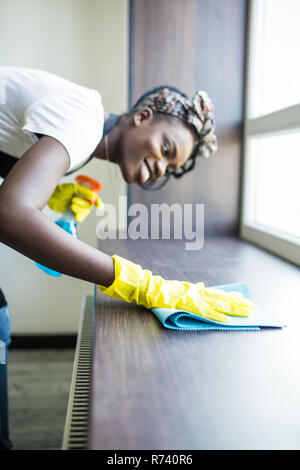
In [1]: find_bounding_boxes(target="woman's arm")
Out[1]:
[0,136,115,286]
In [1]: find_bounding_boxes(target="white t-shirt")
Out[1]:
[0,66,104,172]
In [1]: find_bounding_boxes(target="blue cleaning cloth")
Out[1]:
[151,283,285,331]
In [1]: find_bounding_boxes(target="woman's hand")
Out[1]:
[0,136,115,287]
[98,255,254,323]
[48,183,104,222]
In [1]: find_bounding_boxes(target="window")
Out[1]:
[241,0,300,266]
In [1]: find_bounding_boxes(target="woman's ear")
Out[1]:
[133,107,154,127]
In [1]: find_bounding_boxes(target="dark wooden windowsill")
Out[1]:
[89,236,300,450]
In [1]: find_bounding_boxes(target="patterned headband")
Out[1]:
[132,87,218,159]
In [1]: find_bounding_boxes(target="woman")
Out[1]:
[0,65,253,319]
[0,66,253,448]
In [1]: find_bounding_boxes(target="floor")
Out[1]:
[7,348,75,450]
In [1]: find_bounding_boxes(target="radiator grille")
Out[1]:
[62,295,94,450]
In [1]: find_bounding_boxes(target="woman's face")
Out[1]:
[117,109,195,184]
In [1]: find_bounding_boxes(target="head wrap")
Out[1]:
[132,87,218,159]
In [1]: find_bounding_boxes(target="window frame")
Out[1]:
[240,0,300,266]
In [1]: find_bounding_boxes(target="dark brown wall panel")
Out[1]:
[129,0,248,236]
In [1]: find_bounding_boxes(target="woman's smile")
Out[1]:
[139,158,154,184]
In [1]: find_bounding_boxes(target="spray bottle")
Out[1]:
[36,174,103,277]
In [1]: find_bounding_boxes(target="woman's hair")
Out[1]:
[131,85,217,191]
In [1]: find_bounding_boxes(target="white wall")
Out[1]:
[0,0,128,334]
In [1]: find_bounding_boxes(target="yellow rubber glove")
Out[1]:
[47,183,104,223]
[98,255,254,323]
